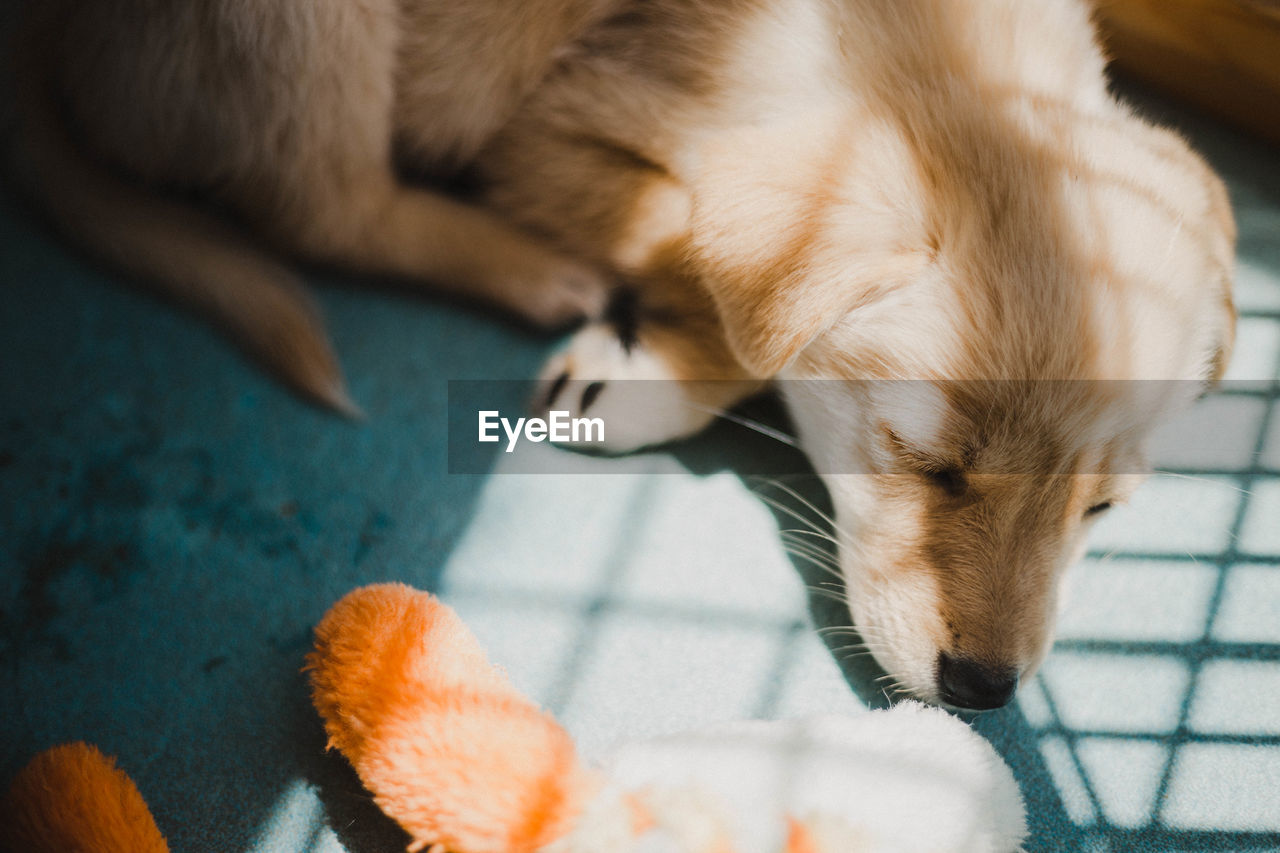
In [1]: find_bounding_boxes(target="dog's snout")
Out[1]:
[937,653,1018,710]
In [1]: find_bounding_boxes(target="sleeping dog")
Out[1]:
[14,0,1235,708]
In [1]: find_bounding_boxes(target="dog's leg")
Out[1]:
[195,1,611,330]
[471,126,764,449]
[262,0,624,328]
[262,168,608,329]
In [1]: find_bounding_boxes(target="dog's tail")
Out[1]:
[9,64,359,415]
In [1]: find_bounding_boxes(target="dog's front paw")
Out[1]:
[534,324,717,453]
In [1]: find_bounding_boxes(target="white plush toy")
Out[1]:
[567,706,1027,853]
[307,584,1027,853]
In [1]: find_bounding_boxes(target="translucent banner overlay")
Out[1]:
[446,380,1278,475]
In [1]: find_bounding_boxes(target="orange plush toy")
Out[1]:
[306,582,595,853]
[0,741,169,853]
[306,583,1027,853]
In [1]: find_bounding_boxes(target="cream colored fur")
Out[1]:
[12,0,620,409]
[14,0,1235,704]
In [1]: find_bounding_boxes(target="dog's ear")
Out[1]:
[685,114,929,376]
[698,247,931,377]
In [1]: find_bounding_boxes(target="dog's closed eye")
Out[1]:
[1084,501,1113,518]
[884,428,969,498]
[923,467,968,498]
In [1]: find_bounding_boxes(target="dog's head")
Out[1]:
[689,103,1235,708]
[781,379,1169,708]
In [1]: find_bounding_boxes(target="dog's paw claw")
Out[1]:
[580,380,605,413]
[545,370,571,409]
[533,324,715,452]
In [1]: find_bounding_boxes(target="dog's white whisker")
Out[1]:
[759,479,856,542]
[780,545,840,571]
[805,587,852,606]
[781,538,841,570]
[788,558,839,578]
[1095,547,1120,565]
[682,401,799,446]
[837,650,881,664]
[805,585,854,605]
[787,550,845,582]
[779,531,840,556]
[816,621,893,644]
[780,528,840,547]
[754,492,830,537]
[1158,470,1256,498]
[779,535,840,566]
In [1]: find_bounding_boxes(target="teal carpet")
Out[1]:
[2,81,1278,852]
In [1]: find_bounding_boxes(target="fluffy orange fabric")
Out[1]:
[307,583,597,853]
[0,742,169,853]
[784,817,819,853]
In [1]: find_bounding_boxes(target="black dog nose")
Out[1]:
[937,653,1018,710]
